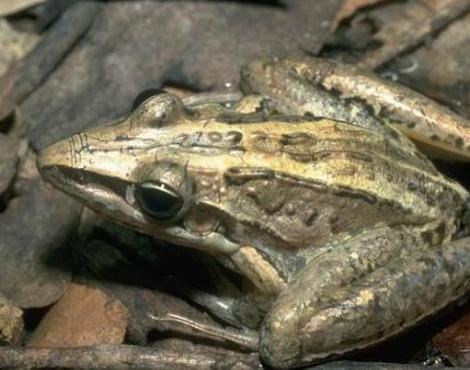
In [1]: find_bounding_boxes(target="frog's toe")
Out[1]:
[259,306,302,369]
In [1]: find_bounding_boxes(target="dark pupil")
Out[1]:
[135,182,183,219]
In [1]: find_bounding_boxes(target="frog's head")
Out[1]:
[37,92,242,254]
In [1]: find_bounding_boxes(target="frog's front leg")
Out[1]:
[260,229,470,369]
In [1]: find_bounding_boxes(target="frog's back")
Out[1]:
[209,116,468,249]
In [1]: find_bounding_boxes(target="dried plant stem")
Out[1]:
[0,344,259,369]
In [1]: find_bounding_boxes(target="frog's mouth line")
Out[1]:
[42,165,129,202]
[39,164,241,255]
[39,164,148,226]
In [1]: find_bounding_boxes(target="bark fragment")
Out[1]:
[0,292,23,345]
[28,283,128,347]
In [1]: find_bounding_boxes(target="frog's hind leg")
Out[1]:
[259,228,470,369]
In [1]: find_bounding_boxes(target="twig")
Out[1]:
[0,344,260,369]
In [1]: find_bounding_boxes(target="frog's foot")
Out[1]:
[186,288,268,330]
[181,288,244,328]
[170,255,266,329]
[150,312,259,351]
[259,229,470,369]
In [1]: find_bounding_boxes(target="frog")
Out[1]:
[239,57,470,162]
[37,88,470,368]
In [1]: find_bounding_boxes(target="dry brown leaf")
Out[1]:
[357,0,470,69]
[0,19,38,76]
[0,0,45,16]
[433,310,470,367]
[0,292,23,345]
[383,11,470,121]
[28,283,128,347]
[331,0,391,31]
[0,19,38,121]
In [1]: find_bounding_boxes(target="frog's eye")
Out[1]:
[131,88,167,112]
[131,91,185,128]
[135,182,184,220]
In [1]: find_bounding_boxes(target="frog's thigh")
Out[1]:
[259,232,470,369]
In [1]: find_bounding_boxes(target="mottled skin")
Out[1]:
[240,57,470,162]
[37,93,470,368]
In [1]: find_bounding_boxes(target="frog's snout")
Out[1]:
[37,137,79,195]
[37,137,74,176]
